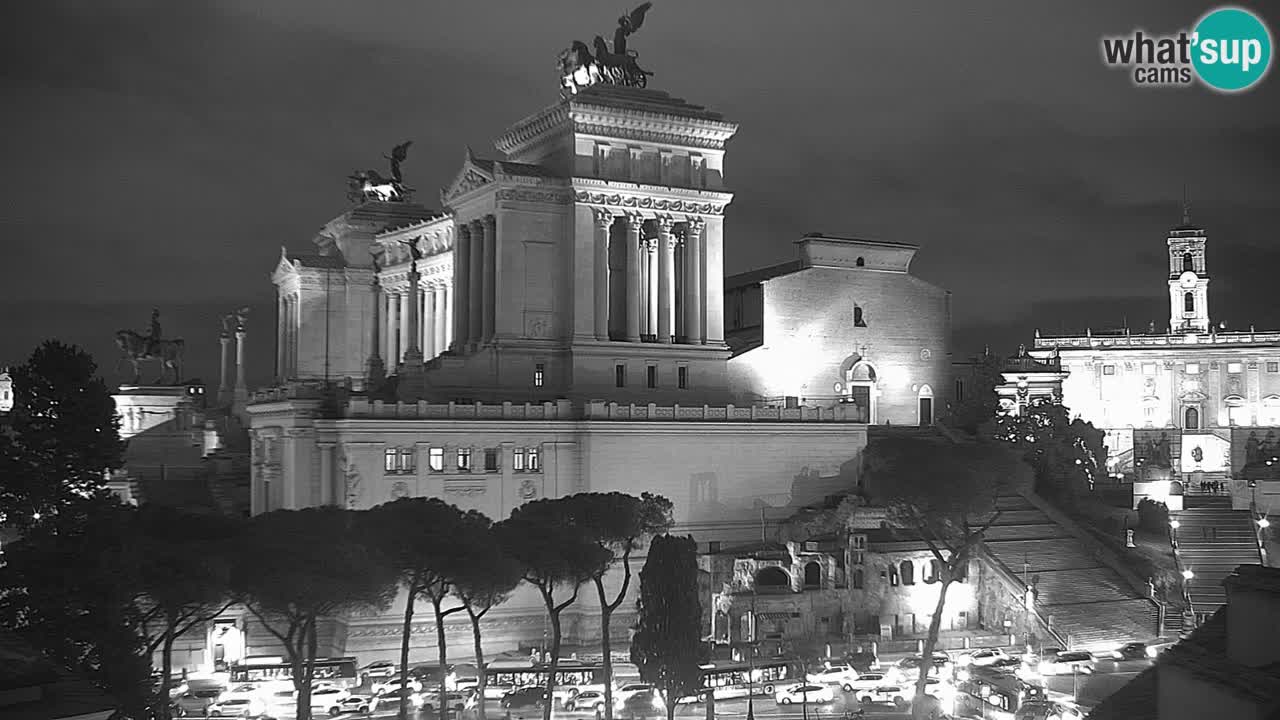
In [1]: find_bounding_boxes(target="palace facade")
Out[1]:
[235,81,954,668]
[1026,211,1280,510]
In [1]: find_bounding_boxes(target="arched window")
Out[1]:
[1183,252,1194,272]
[1185,406,1200,430]
[926,560,940,583]
[804,561,821,588]
[852,568,864,589]
[888,567,899,587]
[853,306,867,328]
[855,257,865,267]
[1184,292,1195,313]
[900,560,915,585]
[755,566,790,589]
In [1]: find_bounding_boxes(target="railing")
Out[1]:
[1035,329,1280,350]
[345,399,571,420]
[982,548,1068,650]
[582,400,865,422]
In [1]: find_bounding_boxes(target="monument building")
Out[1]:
[1027,206,1280,511]
[238,10,953,667]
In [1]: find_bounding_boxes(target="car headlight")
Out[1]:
[1146,647,1158,658]
[652,696,664,709]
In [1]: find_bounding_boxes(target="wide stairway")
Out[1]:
[1174,494,1261,616]
[983,495,1156,651]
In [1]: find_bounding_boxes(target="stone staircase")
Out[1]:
[1174,494,1261,617]
[983,495,1156,651]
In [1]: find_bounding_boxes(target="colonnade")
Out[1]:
[595,211,708,344]
[452,215,498,351]
[276,292,300,379]
[382,281,453,364]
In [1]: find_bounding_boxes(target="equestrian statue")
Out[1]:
[348,140,413,203]
[114,308,185,385]
[559,3,655,96]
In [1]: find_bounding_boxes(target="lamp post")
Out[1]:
[747,591,757,720]
[1169,517,1180,548]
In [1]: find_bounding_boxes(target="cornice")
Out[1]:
[496,187,575,205]
[571,178,733,216]
[495,103,572,156]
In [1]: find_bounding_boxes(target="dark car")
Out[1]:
[500,687,548,710]
[618,691,664,719]
[843,651,880,673]
[1114,642,1150,660]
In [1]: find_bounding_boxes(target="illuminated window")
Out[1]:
[457,448,472,472]
[398,449,415,472]
[528,446,540,472]
[384,448,397,473]
[615,364,626,387]
[1184,292,1195,313]
[534,363,545,387]
[1228,362,1243,374]
[1185,363,1200,375]
[484,449,499,472]
[646,365,657,389]
[513,448,526,471]
[678,366,688,389]
[1142,363,1156,375]
[1103,365,1116,376]
[1269,362,1280,373]
[428,447,444,472]
[900,560,915,585]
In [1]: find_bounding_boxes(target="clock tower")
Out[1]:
[1167,199,1209,334]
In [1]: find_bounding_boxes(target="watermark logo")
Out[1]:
[1101,6,1272,92]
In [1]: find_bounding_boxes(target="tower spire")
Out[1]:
[1181,184,1192,226]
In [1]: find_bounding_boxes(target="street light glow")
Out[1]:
[1258,518,1271,529]
[1182,569,1194,580]
[1169,519,1180,530]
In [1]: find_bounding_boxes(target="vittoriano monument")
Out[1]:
[347,140,413,203]
[115,308,185,385]
[558,2,655,96]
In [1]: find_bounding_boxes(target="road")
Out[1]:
[1040,657,1150,709]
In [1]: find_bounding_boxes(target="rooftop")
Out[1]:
[570,84,728,123]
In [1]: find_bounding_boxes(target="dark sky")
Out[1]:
[3,1,1278,388]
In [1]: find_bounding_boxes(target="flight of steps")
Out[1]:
[983,495,1157,651]
[1174,494,1261,616]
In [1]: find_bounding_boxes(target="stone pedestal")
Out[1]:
[396,351,427,403]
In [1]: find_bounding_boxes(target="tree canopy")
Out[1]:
[630,534,703,720]
[992,398,1107,504]
[0,341,124,528]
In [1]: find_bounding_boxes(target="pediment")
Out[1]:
[1179,389,1207,402]
[441,149,495,205]
[271,246,299,281]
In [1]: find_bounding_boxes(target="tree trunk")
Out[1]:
[293,631,312,720]
[469,609,488,720]
[913,578,953,720]
[542,595,563,720]
[433,597,450,720]
[594,578,616,720]
[399,587,418,720]
[304,618,319,720]
[159,627,176,720]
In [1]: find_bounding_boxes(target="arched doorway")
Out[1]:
[1184,406,1200,430]
[755,566,790,589]
[917,384,934,426]
[841,359,877,423]
[803,561,821,588]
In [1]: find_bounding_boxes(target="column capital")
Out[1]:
[656,216,677,235]
[685,216,706,233]
[483,213,497,231]
[593,208,616,229]
[624,213,645,232]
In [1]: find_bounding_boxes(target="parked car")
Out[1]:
[1038,651,1095,676]
[806,664,860,687]
[370,689,422,714]
[841,672,891,694]
[773,683,835,705]
[172,688,222,717]
[308,686,354,716]
[1109,642,1151,661]
[374,676,424,696]
[617,691,664,719]
[854,678,948,708]
[218,684,262,704]
[613,683,656,705]
[500,687,548,710]
[361,660,399,684]
[422,690,471,714]
[205,697,266,718]
[564,690,608,712]
[333,695,373,715]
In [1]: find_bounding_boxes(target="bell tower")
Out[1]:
[1167,195,1209,334]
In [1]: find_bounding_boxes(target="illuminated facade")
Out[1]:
[1030,213,1280,510]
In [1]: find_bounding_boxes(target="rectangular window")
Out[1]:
[615,364,626,387]
[678,366,688,389]
[1228,362,1243,374]
[428,447,444,472]
[528,446,541,472]
[534,363,545,387]
[1102,365,1116,376]
[484,449,499,473]
[1269,362,1280,373]
[398,448,415,472]
[954,378,964,403]
[1142,363,1156,375]
[646,365,657,389]
[513,447,526,472]
[384,448,397,473]
[1185,363,1200,375]
[457,448,472,472]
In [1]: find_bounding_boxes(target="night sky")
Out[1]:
[3,1,1278,389]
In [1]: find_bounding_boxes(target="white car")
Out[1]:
[854,679,948,708]
[806,665,860,687]
[1038,651,1095,676]
[333,695,373,715]
[205,697,267,718]
[773,683,835,705]
[373,676,424,696]
[613,683,656,705]
[308,686,354,716]
[421,690,471,714]
[842,672,891,694]
[217,684,262,703]
[360,660,399,683]
[959,648,1012,667]
[565,690,609,712]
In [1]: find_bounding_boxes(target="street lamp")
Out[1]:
[1182,568,1194,581]
[746,591,757,720]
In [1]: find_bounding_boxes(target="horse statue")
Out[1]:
[114,330,185,385]
[347,170,404,203]
[558,3,655,96]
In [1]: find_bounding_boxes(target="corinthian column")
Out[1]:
[625,214,643,342]
[387,290,400,363]
[646,240,659,338]
[657,217,676,344]
[366,275,385,388]
[218,331,231,401]
[481,214,497,343]
[274,296,285,382]
[593,209,614,340]
[469,219,485,346]
[684,218,704,344]
[433,285,447,356]
[453,224,471,351]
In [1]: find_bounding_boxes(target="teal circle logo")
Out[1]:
[1192,7,1272,92]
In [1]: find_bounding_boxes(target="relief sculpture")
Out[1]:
[340,446,363,509]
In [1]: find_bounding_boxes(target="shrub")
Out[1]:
[1137,499,1170,534]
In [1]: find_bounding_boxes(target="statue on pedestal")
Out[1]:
[348,141,414,203]
[115,308,185,385]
